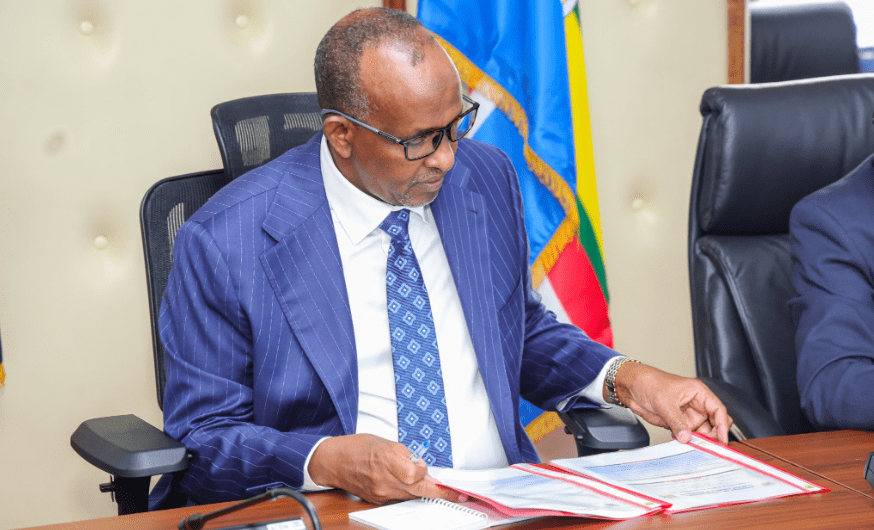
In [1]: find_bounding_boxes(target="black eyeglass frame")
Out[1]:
[320,95,480,161]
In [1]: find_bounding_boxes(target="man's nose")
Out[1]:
[424,133,456,172]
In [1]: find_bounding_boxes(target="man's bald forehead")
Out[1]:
[358,38,461,114]
[314,7,437,119]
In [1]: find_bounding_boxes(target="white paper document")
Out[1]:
[550,434,824,513]
[430,465,664,519]
[354,434,827,528]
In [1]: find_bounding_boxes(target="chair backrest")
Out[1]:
[211,92,322,180]
[689,74,874,435]
[142,92,324,410]
[141,169,230,409]
[750,1,859,83]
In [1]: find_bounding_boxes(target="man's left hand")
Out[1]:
[609,362,732,444]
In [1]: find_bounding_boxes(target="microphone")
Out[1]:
[179,488,322,530]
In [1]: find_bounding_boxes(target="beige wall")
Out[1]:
[0,1,727,528]
[577,1,728,445]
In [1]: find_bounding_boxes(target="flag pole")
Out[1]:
[383,0,407,11]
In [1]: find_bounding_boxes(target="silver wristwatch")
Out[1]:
[605,357,638,407]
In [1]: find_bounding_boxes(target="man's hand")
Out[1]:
[307,434,467,505]
[609,362,732,444]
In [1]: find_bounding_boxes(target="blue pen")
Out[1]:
[409,441,430,463]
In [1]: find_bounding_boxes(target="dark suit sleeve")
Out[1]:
[159,220,323,504]
[790,196,874,430]
[483,145,616,411]
[519,268,616,411]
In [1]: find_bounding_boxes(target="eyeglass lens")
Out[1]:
[405,105,478,160]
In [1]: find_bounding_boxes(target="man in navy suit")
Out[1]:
[157,8,731,506]
[791,153,874,431]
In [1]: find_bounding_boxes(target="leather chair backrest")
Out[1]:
[689,74,874,434]
[750,1,859,84]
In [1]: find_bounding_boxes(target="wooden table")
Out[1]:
[740,430,874,500]
[23,431,874,530]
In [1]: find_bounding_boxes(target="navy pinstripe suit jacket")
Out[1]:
[157,133,616,505]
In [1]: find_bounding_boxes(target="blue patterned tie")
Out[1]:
[380,209,453,468]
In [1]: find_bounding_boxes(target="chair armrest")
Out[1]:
[865,452,874,491]
[559,406,649,456]
[71,414,188,477]
[699,377,786,440]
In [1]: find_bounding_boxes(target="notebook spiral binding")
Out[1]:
[420,498,488,521]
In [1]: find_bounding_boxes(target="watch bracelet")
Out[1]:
[605,357,639,407]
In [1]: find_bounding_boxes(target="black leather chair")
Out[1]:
[750,1,859,83]
[689,74,874,440]
[72,92,647,515]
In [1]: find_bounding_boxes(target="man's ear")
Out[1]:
[322,116,354,159]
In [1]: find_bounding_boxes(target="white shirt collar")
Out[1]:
[320,135,427,244]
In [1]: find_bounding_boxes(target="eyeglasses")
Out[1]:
[320,95,479,161]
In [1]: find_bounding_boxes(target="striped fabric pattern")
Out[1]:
[157,133,616,504]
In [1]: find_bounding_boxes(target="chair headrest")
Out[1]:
[750,1,859,83]
[211,93,322,181]
[695,74,874,235]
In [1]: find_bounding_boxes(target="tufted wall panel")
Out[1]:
[0,0,727,527]
[0,1,380,528]
[576,0,727,445]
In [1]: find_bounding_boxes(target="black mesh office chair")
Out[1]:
[69,169,229,515]
[70,95,324,516]
[689,74,874,440]
[212,92,323,180]
[750,1,859,83]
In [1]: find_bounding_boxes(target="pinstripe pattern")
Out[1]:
[156,132,616,505]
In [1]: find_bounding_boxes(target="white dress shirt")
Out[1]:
[301,136,615,488]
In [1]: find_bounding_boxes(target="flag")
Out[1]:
[419,0,612,443]
[0,331,5,389]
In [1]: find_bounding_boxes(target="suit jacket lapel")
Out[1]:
[254,138,520,455]
[259,136,358,436]
[431,164,522,463]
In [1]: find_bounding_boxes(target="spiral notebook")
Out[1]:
[349,498,502,530]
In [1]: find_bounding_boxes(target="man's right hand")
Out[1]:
[307,434,466,505]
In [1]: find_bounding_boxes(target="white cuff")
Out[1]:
[300,437,332,492]
[557,355,624,411]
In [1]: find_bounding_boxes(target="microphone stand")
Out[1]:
[179,488,322,530]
